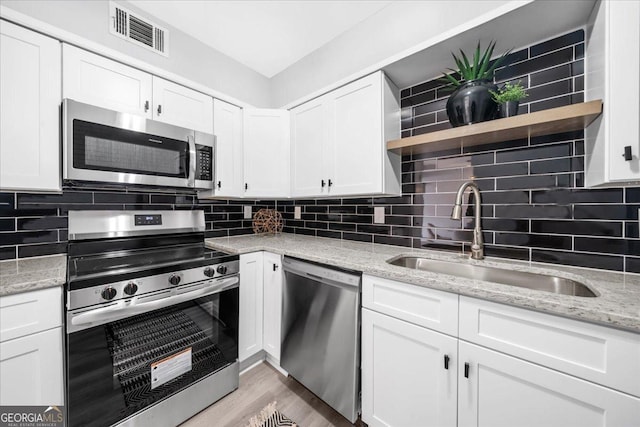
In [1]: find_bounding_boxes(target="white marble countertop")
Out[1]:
[0,254,67,297]
[206,233,640,333]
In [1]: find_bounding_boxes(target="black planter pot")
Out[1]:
[499,100,520,118]
[445,79,498,127]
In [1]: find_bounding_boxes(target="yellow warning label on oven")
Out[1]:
[150,347,192,389]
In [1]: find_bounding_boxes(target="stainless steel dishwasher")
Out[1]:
[281,256,361,423]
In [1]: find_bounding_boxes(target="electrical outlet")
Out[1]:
[374,206,385,224]
[244,206,252,219]
[294,206,302,219]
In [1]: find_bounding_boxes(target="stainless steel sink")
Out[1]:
[387,256,597,297]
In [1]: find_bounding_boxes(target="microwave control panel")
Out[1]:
[195,145,213,181]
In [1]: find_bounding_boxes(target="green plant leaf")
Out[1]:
[472,41,481,80]
[442,74,460,86]
[451,53,466,79]
[476,41,496,80]
[459,49,472,79]
[485,47,512,78]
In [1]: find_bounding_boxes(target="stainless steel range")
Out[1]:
[65,210,239,427]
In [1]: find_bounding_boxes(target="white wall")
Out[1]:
[0,0,271,107]
[269,0,515,108]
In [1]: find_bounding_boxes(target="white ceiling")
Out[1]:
[129,0,391,78]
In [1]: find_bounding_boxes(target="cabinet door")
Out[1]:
[0,21,61,192]
[239,252,264,362]
[327,72,383,196]
[458,341,640,427]
[0,328,64,405]
[362,308,457,427]
[262,252,283,361]
[152,77,213,133]
[290,97,328,197]
[212,99,243,197]
[606,0,640,182]
[62,44,152,117]
[243,109,290,198]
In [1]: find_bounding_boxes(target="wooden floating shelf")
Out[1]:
[387,100,603,155]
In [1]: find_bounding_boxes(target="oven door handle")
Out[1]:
[69,276,239,329]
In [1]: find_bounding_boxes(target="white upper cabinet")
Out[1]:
[290,71,401,198]
[63,44,152,118]
[243,109,290,198]
[291,97,329,197]
[0,20,61,192]
[200,98,244,198]
[63,45,213,133]
[152,76,213,133]
[586,0,640,186]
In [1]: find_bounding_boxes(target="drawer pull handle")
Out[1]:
[444,354,450,370]
[464,362,470,378]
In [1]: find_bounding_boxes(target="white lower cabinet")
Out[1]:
[458,341,640,427]
[0,287,64,406]
[362,274,640,427]
[362,308,457,427]
[239,252,264,362]
[0,328,64,406]
[262,252,283,361]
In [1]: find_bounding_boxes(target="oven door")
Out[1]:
[63,99,196,188]
[66,276,239,427]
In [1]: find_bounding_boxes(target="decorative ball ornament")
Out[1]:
[252,209,284,234]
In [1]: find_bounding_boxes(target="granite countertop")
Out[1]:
[206,233,640,333]
[0,254,67,297]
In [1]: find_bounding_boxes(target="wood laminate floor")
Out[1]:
[181,362,357,427]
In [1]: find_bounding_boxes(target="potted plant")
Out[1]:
[489,81,528,118]
[443,41,511,127]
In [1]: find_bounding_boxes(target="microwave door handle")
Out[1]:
[69,276,239,327]
[187,134,196,187]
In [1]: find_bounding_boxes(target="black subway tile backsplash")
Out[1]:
[1,29,638,275]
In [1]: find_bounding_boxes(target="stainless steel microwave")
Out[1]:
[63,99,214,190]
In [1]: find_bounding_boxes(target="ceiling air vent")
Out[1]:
[109,2,169,57]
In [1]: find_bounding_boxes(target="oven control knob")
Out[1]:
[216,265,228,275]
[101,287,117,301]
[124,282,138,295]
[169,274,181,286]
[203,267,215,277]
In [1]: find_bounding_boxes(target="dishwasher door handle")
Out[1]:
[284,267,359,291]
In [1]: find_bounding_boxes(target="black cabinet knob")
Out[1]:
[464,362,470,378]
[328,179,333,187]
[273,263,279,271]
[444,354,450,370]
[321,179,326,188]
[124,282,138,295]
[157,104,162,115]
[169,274,181,285]
[101,286,117,300]
[204,267,215,277]
[217,181,222,189]
[623,145,633,161]
[216,264,228,275]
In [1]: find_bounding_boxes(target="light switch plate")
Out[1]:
[294,206,302,219]
[374,206,385,224]
[244,206,252,219]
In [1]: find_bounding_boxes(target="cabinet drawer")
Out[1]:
[0,287,62,342]
[362,274,458,336]
[459,296,640,397]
